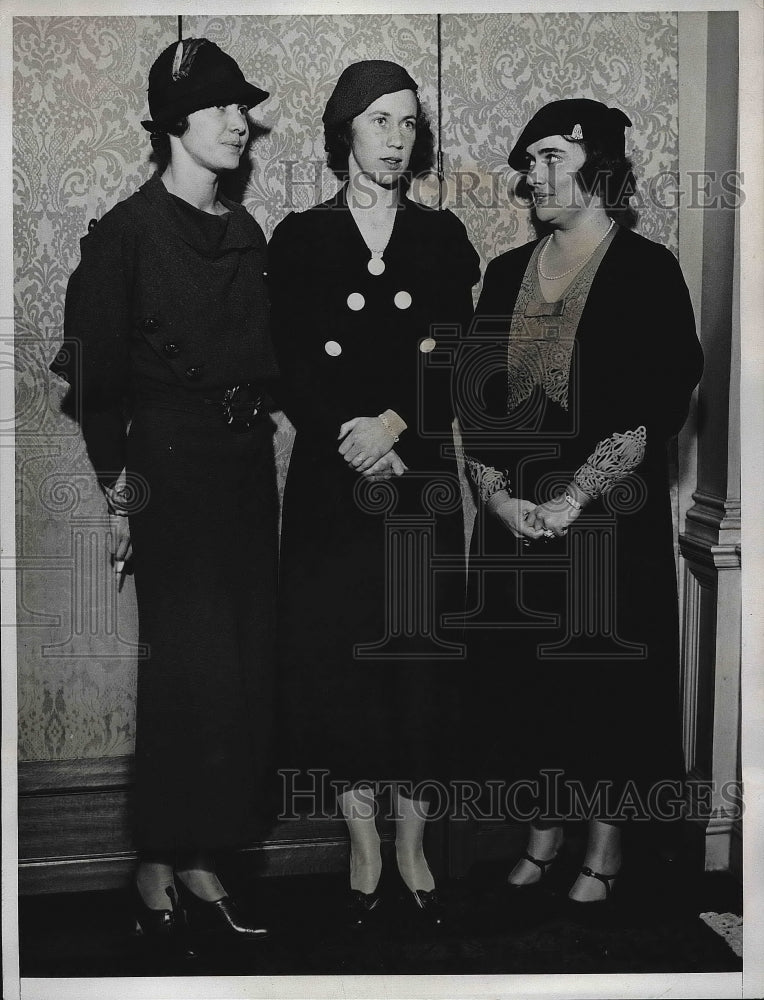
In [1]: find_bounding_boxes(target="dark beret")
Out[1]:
[322,60,418,130]
[507,98,632,170]
[141,38,269,132]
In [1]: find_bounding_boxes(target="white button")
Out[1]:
[347,292,365,311]
[324,340,342,356]
[419,338,436,353]
[394,290,412,310]
[367,257,385,276]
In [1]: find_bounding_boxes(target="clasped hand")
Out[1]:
[338,416,396,472]
[489,493,581,542]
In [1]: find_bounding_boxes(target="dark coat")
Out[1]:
[51,173,279,852]
[456,226,704,820]
[52,171,278,488]
[268,187,480,793]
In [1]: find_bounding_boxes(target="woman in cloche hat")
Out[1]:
[269,60,480,929]
[457,98,704,909]
[51,38,277,949]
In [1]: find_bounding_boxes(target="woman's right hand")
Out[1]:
[109,513,132,581]
[486,493,545,542]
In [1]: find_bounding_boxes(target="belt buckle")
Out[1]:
[222,384,261,431]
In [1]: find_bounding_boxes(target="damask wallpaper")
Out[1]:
[14,13,678,761]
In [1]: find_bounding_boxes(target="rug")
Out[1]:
[699,911,743,957]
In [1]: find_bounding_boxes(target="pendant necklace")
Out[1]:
[350,203,396,276]
[367,246,388,275]
[538,218,614,281]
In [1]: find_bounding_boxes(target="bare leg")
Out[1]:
[338,787,382,894]
[568,819,622,901]
[394,791,435,892]
[508,821,564,886]
[136,853,176,909]
[175,851,227,902]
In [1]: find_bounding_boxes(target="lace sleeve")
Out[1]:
[465,455,511,504]
[573,426,647,499]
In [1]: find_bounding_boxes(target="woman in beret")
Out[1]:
[269,60,480,926]
[457,99,703,905]
[51,38,278,945]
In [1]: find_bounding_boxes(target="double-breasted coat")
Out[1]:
[456,225,704,824]
[268,187,480,799]
[52,172,279,852]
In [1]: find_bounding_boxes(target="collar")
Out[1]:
[138,171,257,257]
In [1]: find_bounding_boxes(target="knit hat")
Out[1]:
[507,98,632,170]
[141,38,269,132]
[322,60,418,130]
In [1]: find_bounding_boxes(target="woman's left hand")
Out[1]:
[362,450,408,481]
[338,416,395,471]
[525,494,581,539]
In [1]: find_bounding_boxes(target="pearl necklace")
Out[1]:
[538,219,614,281]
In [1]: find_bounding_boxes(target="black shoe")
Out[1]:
[409,888,445,929]
[133,885,196,958]
[347,889,382,929]
[177,881,269,940]
[506,850,560,893]
[565,864,620,918]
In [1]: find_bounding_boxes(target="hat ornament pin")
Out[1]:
[171,38,205,82]
[171,41,184,80]
[568,123,584,140]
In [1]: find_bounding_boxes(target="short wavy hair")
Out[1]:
[324,100,435,182]
[515,137,638,229]
[576,138,638,228]
[148,117,189,173]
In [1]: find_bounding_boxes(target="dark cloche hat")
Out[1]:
[141,37,269,132]
[507,98,632,170]
[322,60,418,130]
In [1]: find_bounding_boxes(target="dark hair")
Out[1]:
[576,139,638,228]
[515,138,638,229]
[148,117,189,173]
[324,99,435,182]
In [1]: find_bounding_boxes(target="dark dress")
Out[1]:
[457,225,703,824]
[51,173,279,852]
[268,187,480,801]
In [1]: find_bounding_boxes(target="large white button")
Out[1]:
[394,290,412,310]
[347,292,365,311]
[324,340,342,356]
[419,338,436,353]
[367,257,385,275]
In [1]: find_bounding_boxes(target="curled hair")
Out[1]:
[576,139,638,228]
[514,138,638,229]
[148,117,189,173]
[324,100,435,183]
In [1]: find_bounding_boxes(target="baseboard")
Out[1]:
[18,756,352,894]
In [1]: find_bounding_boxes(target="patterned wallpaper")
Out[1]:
[14,13,678,761]
[440,11,679,267]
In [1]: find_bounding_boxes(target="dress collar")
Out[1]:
[139,171,257,257]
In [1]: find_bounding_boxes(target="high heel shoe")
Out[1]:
[506,850,560,892]
[409,888,445,928]
[347,888,382,929]
[566,864,620,911]
[177,880,269,940]
[133,885,196,958]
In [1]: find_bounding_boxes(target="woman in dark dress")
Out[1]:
[456,99,703,904]
[269,61,480,922]
[51,39,278,942]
